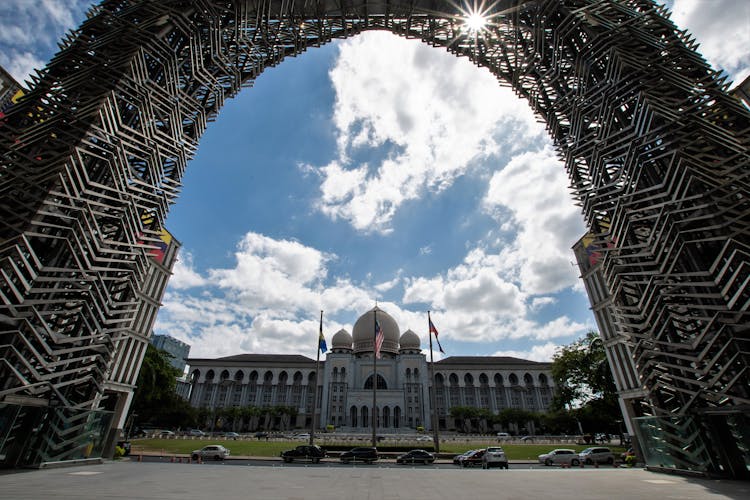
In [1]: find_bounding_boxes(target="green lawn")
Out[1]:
[131,438,626,460]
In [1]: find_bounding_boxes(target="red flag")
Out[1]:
[429,318,445,354]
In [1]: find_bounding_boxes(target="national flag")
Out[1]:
[429,317,445,354]
[374,319,384,359]
[318,312,327,354]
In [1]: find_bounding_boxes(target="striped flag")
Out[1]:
[429,317,445,354]
[374,319,384,359]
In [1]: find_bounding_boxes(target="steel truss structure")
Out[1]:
[0,0,748,474]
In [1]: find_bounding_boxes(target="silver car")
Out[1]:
[191,444,230,461]
[538,448,579,466]
[579,447,615,465]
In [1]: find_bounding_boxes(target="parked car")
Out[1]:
[223,432,240,440]
[158,430,175,438]
[460,449,486,467]
[579,447,615,465]
[339,447,378,464]
[281,445,327,463]
[191,444,230,461]
[188,429,206,437]
[453,449,477,465]
[396,449,435,465]
[538,448,579,466]
[482,446,509,469]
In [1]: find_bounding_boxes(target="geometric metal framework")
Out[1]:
[0,0,748,474]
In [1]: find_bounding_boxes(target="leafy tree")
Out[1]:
[129,344,196,429]
[550,331,621,434]
[550,331,617,410]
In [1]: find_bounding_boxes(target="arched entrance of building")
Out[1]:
[0,0,747,476]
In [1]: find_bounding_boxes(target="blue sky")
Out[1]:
[1,1,748,361]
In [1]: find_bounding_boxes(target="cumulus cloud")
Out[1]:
[669,0,750,83]
[311,31,543,233]
[484,146,586,295]
[169,252,207,289]
[493,342,562,363]
[0,1,91,82]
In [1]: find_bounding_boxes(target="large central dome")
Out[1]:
[352,306,400,356]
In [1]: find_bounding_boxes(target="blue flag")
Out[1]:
[318,313,327,353]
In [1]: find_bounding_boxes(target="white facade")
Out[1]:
[187,307,554,432]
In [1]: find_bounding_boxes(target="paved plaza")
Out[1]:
[1,461,748,500]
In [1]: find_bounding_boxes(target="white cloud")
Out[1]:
[169,252,207,289]
[0,1,91,82]
[484,146,586,295]
[669,0,750,83]
[312,31,543,233]
[492,342,561,362]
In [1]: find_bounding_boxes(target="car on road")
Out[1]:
[254,432,269,439]
[415,435,432,442]
[453,449,477,465]
[496,432,510,439]
[482,446,509,469]
[339,447,378,464]
[538,448,579,466]
[187,429,206,437]
[191,444,230,461]
[396,449,435,465]
[281,445,327,463]
[460,448,486,467]
[579,446,615,465]
[294,433,311,441]
[158,430,175,438]
[223,432,240,440]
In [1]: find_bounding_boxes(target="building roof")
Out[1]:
[434,356,547,366]
[189,354,316,364]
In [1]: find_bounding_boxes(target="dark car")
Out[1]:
[281,445,327,463]
[396,449,435,465]
[461,449,486,467]
[339,447,378,464]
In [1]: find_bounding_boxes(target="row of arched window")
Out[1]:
[190,369,550,388]
[434,372,549,387]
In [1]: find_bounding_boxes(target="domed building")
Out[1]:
[187,307,555,433]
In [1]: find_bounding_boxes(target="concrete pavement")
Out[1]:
[1,460,748,500]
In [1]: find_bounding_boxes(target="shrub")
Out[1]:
[114,446,125,459]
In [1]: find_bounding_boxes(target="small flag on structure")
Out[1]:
[429,317,445,354]
[374,319,384,359]
[318,311,327,353]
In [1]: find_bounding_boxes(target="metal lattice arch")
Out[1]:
[0,0,748,474]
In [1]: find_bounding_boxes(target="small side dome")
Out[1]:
[332,329,353,350]
[399,329,421,351]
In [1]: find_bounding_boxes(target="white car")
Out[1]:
[294,433,311,441]
[538,448,579,466]
[191,445,230,461]
[579,447,615,465]
[482,446,509,469]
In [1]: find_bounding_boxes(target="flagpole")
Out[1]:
[371,309,378,448]
[310,310,322,446]
[428,311,440,454]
